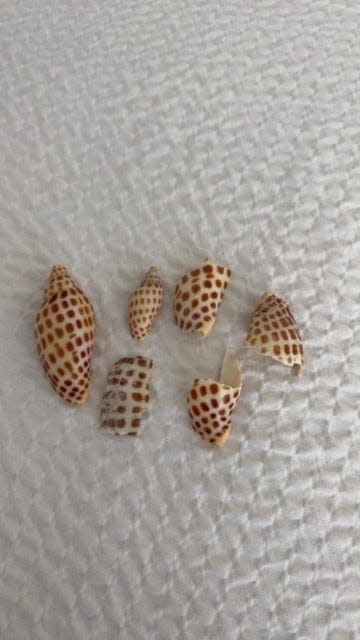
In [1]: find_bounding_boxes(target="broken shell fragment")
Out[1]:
[35,264,96,404]
[100,356,153,436]
[187,349,243,447]
[245,292,304,375]
[128,267,164,340]
[175,260,231,335]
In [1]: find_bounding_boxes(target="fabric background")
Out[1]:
[1,1,359,638]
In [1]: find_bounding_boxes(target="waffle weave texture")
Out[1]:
[1,2,359,638]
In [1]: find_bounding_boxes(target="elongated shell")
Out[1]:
[245,292,304,375]
[100,356,153,436]
[35,265,96,404]
[187,350,243,446]
[175,260,231,335]
[128,267,164,340]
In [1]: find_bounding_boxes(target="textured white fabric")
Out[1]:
[1,2,360,638]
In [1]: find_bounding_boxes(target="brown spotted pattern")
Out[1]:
[128,267,164,340]
[34,265,96,404]
[100,356,153,436]
[245,292,304,375]
[175,260,231,335]
[187,377,242,447]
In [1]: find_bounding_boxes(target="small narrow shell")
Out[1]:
[245,292,304,375]
[175,260,231,335]
[35,265,96,404]
[187,350,243,447]
[100,356,153,436]
[128,267,164,340]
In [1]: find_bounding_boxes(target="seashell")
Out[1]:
[128,267,164,340]
[35,264,96,404]
[175,260,231,336]
[245,292,304,375]
[187,349,243,446]
[100,356,153,436]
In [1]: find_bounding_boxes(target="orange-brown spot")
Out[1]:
[210,383,219,394]
[203,264,213,273]
[132,406,142,414]
[273,345,281,356]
